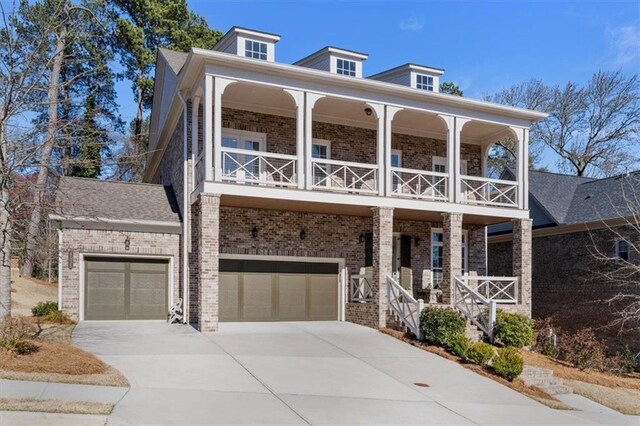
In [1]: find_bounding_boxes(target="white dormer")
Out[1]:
[294,47,368,78]
[369,63,445,92]
[213,26,280,62]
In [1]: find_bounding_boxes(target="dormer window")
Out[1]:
[336,59,356,76]
[416,74,434,91]
[245,40,267,60]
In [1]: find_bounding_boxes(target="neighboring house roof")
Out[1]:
[54,177,181,224]
[489,169,640,235]
[158,48,189,75]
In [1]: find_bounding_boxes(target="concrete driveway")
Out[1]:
[73,321,598,425]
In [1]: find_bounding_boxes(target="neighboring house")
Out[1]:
[50,26,546,336]
[488,170,640,351]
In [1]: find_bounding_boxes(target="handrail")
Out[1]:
[310,157,378,169]
[220,147,298,160]
[387,275,423,340]
[460,175,518,208]
[457,275,518,303]
[459,174,518,185]
[349,274,374,302]
[390,166,448,177]
[454,276,496,341]
[390,167,448,201]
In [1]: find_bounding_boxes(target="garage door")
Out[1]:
[220,259,339,322]
[84,257,168,320]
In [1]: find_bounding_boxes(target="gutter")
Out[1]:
[177,91,190,325]
[48,214,182,230]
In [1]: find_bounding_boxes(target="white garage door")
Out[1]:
[219,259,339,322]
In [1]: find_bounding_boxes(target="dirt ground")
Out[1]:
[10,272,57,317]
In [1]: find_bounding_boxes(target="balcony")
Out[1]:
[221,148,297,188]
[460,175,518,208]
[390,167,448,201]
[311,159,378,195]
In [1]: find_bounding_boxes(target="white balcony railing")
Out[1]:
[311,158,378,195]
[460,175,518,207]
[390,168,448,201]
[194,153,205,185]
[456,275,518,303]
[349,274,373,302]
[221,148,297,187]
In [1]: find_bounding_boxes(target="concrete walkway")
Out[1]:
[71,320,626,425]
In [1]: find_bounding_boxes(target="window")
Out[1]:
[432,157,468,199]
[312,139,331,185]
[245,40,267,60]
[391,150,402,190]
[336,58,356,76]
[221,131,266,180]
[431,229,468,289]
[616,240,630,262]
[416,74,434,91]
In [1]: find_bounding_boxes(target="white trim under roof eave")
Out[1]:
[188,48,548,122]
[49,214,183,234]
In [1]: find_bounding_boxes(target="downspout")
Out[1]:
[177,91,190,324]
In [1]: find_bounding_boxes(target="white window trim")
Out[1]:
[336,58,357,76]
[430,228,469,287]
[416,74,434,91]
[433,156,467,174]
[312,138,331,159]
[244,39,268,60]
[222,129,267,152]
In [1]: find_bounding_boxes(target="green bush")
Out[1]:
[492,347,524,381]
[31,301,58,317]
[419,307,466,346]
[468,342,495,366]
[0,317,37,355]
[445,334,471,360]
[494,311,534,348]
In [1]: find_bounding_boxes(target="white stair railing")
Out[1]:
[390,168,448,201]
[388,275,423,340]
[460,175,518,207]
[454,276,497,341]
[456,276,518,303]
[349,274,374,302]
[311,159,378,194]
[221,148,297,187]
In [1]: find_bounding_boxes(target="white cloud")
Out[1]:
[399,14,424,32]
[607,25,640,68]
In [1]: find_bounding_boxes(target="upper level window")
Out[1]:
[416,74,434,91]
[245,40,267,60]
[336,58,356,76]
[616,240,630,262]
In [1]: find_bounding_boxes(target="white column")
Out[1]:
[284,89,305,189]
[191,94,201,185]
[212,77,234,182]
[453,117,470,203]
[366,103,384,196]
[385,106,401,196]
[511,126,525,209]
[523,128,530,210]
[203,76,213,181]
[304,93,324,189]
[437,114,454,202]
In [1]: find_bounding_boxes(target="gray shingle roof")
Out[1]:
[158,48,189,75]
[55,177,181,223]
[527,170,595,224]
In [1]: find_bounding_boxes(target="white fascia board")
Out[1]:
[201,182,530,220]
[49,214,182,234]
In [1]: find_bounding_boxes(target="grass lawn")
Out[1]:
[0,397,113,415]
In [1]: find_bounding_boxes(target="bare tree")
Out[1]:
[588,173,640,334]
[487,71,640,178]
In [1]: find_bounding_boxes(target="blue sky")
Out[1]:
[114,0,640,169]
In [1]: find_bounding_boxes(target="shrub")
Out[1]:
[557,328,606,371]
[468,342,495,366]
[493,311,534,348]
[492,347,523,381]
[532,318,559,357]
[419,307,466,346]
[31,301,58,317]
[605,346,638,375]
[0,317,37,355]
[445,334,471,360]
[43,310,73,324]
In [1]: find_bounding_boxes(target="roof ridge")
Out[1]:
[59,176,167,188]
[528,169,595,180]
[578,170,640,185]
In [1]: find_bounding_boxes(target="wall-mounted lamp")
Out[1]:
[414,236,421,247]
[299,229,306,240]
[251,227,259,239]
[124,236,131,251]
[364,107,373,116]
[358,233,365,243]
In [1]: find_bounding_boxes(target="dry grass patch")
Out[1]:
[0,397,113,415]
[0,340,105,375]
[520,349,640,390]
[565,380,640,416]
[0,365,129,387]
[379,328,571,410]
